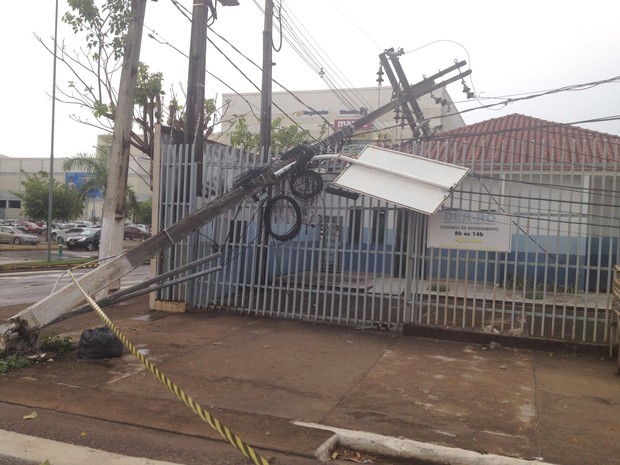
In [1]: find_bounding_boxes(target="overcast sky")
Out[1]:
[1,0,619,158]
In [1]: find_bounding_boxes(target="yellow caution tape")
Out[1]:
[68,271,270,465]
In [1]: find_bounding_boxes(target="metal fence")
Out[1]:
[154,138,619,345]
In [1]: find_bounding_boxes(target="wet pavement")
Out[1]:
[1,294,619,465]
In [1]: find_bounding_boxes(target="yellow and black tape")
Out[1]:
[68,271,270,465]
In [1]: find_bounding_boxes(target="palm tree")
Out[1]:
[63,148,138,221]
[63,151,109,197]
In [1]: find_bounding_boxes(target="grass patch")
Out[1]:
[524,290,545,300]
[40,334,75,355]
[429,283,449,292]
[0,352,31,374]
[0,335,75,374]
[0,257,96,272]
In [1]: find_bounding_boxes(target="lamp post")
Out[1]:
[47,0,59,261]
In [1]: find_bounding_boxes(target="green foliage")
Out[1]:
[93,100,113,118]
[40,335,75,355]
[14,171,85,222]
[58,0,164,160]
[429,283,449,292]
[135,63,165,134]
[503,273,575,295]
[45,0,218,162]
[63,0,132,60]
[204,98,217,132]
[135,63,164,105]
[167,97,219,138]
[0,257,95,273]
[0,353,31,374]
[133,199,152,225]
[229,117,311,153]
[229,117,260,150]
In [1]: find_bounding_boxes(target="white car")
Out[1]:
[0,226,41,245]
[51,223,91,243]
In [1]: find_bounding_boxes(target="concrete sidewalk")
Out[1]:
[1,295,618,465]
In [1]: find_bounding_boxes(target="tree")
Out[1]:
[14,172,85,222]
[132,198,152,225]
[36,1,224,159]
[34,0,161,159]
[229,117,311,154]
[63,150,110,195]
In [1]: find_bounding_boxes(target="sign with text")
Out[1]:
[428,210,512,252]
[333,118,373,130]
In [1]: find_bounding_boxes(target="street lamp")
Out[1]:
[47,0,59,261]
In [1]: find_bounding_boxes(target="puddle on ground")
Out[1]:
[132,313,167,322]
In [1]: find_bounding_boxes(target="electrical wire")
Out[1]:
[144,26,262,122]
[165,1,620,156]
[207,26,340,132]
[206,30,325,138]
[253,0,388,131]
[263,194,302,241]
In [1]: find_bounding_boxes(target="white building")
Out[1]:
[216,86,465,148]
[0,137,152,222]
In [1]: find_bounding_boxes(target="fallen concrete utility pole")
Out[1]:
[53,253,222,325]
[1,62,471,353]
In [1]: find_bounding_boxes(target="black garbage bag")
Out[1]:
[77,327,123,359]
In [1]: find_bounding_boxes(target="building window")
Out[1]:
[0,200,6,208]
[372,208,386,245]
[8,200,21,209]
[348,208,362,243]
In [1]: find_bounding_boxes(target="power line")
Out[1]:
[454,75,620,116]
[253,0,391,133]
[205,34,320,142]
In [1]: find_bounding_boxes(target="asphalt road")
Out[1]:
[0,265,152,307]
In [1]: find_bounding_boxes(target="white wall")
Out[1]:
[215,86,465,146]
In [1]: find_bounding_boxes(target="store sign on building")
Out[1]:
[333,118,373,130]
[427,210,512,252]
[292,109,329,118]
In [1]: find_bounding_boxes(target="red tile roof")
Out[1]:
[414,114,620,168]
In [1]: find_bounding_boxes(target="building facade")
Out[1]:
[216,86,466,148]
[0,138,152,222]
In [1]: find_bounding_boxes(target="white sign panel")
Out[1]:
[427,210,512,252]
[332,146,469,215]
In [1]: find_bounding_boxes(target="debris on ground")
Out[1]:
[331,447,375,463]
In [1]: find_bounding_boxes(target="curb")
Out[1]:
[0,429,183,465]
[295,422,556,465]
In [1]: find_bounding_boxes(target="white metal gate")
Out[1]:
[154,136,618,345]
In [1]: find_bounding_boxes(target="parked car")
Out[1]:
[0,226,41,245]
[123,225,150,241]
[52,227,89,244]
[66,229,101,251]
[14,221,42,234]
[51,222,91,243]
